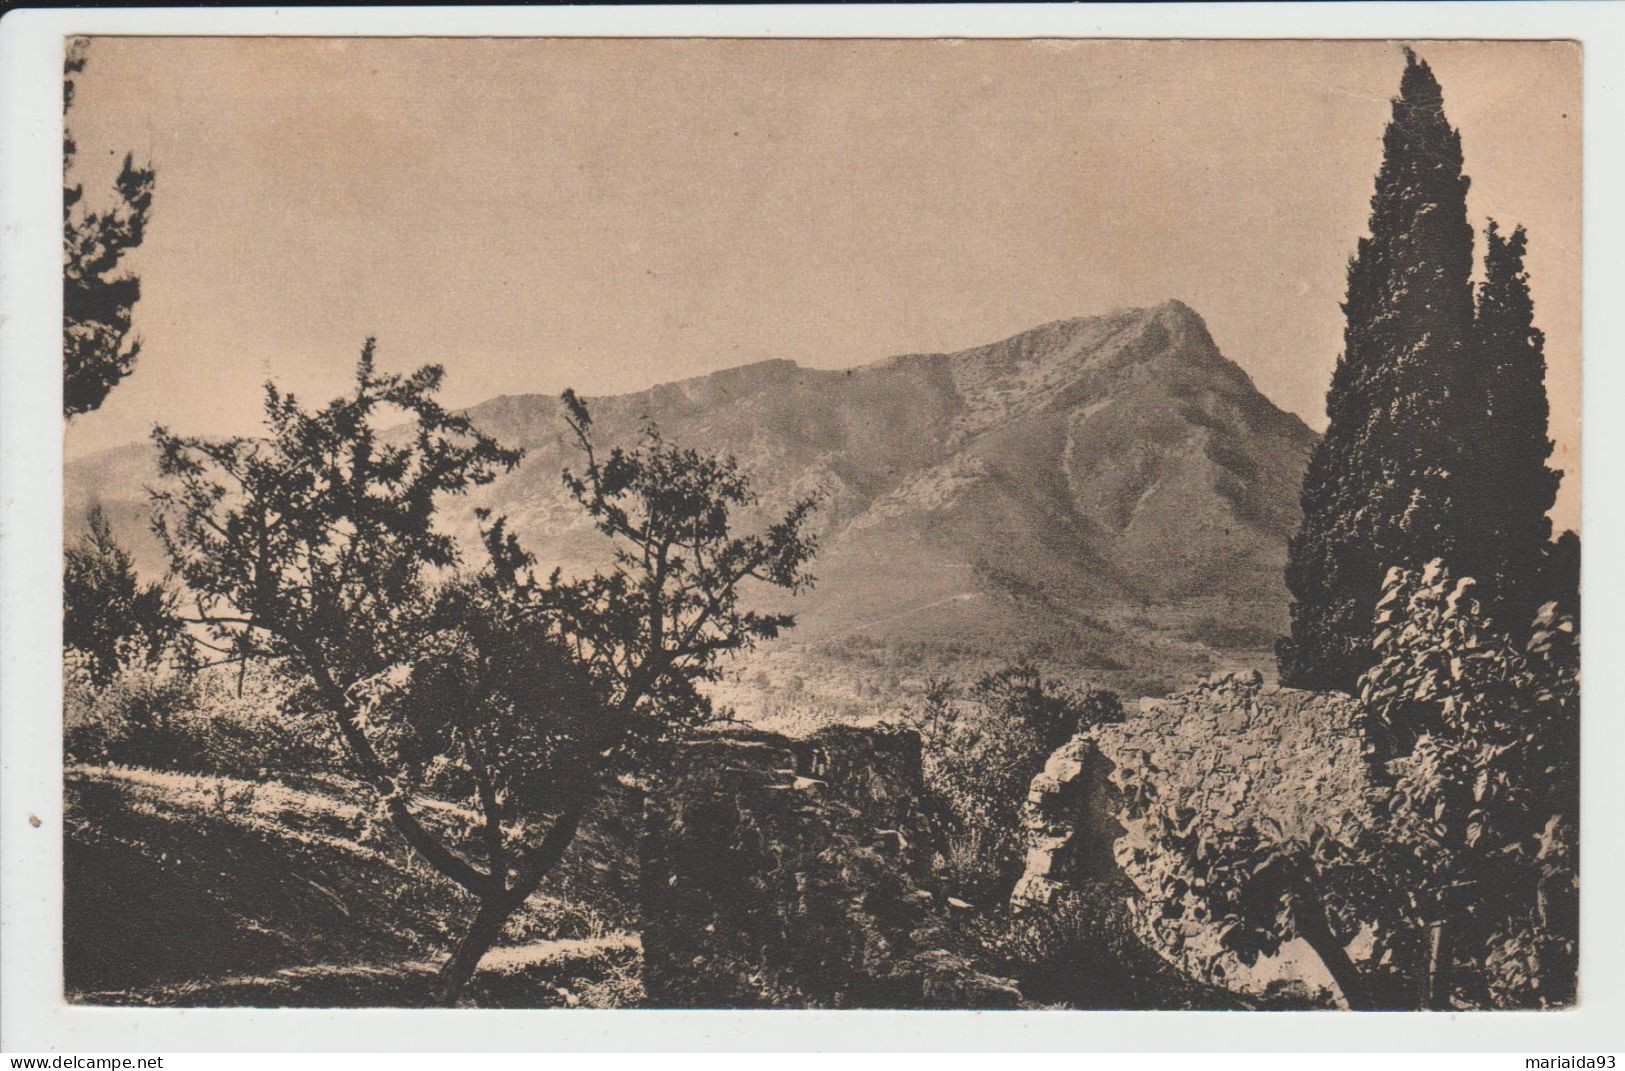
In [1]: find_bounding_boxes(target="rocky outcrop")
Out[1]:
[1009,735,1124,909]
[1011,671,1370,1001]
[639,725,1021,1009]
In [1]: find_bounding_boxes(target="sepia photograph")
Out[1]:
[6,7,1620,1054]
[49,33,1584,1014]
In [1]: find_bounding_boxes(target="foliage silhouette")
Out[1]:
[1462,221,1563,634]
[1278,50,1567,692]
[150,342,818,1004]
[64,39,155,418]
[65,504,189,686]
[1280,50,1477,692]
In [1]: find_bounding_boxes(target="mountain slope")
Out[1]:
[64,302,1315,700]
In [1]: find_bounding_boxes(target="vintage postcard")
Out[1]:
[2,6,1616,1057]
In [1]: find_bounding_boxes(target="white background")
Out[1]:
[3,3,1622,1054]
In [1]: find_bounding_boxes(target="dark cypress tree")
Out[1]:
[1541,529,1580,624]
[1464,221,1562,633]
[1279,50,1477,692]
[64,38,155,419]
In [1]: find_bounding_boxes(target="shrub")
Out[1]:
[64,661,340,778]
[1115,788,1381,1007]
[976,879,1242,1009]
[65,663,201,769]
[918,664,1122,903]
[64,505,190,686]
[183,664,342,780]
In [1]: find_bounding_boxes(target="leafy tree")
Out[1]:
[968,662,1124,756]
[64,38,155,418]
[1455,221,1563,634]
[150,342,818,1004]
[1279,50,1478,692]
[1122,801,1378,1008]
[1146,560,1578,1010]
[1353,560,1577,1007]
[64,503,189,686]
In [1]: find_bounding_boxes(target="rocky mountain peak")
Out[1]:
[65,304,1316,698]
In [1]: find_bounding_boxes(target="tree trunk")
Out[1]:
[433,793,594,1006]
[1420,921,1451,1010]
[434,895,511,1006]
[1292,889,1373,1010]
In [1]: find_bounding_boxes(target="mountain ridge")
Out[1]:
[65,301,1316,703]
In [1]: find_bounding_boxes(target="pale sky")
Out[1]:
[64,37,1581,529]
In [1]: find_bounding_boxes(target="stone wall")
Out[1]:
[639,724,1021,1008]
[1011,671,1371,1001]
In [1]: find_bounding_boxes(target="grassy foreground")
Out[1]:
[64,761,1259,1010]
[65,765,641,1007]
